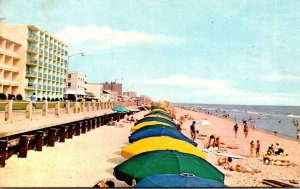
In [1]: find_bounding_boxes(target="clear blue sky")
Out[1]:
[1,0,299,105]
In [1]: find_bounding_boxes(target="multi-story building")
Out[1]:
[65,72,86,101]
[102,81,122,95]
[123,91,137,98]
[0,36,22,96]
[0,24,68,100]
[86,83,104,101]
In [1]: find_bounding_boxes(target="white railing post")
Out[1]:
[65,101,70,114]
[42,100,48,117]
[26,100,32,119]
[4,100,13,122]
[55,101,60,117]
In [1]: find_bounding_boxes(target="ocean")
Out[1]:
[176,103,300,140]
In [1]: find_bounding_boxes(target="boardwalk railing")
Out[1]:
[0,100,137,123]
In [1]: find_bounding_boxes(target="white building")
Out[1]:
[65,72,86,101]
[86,83,103,101]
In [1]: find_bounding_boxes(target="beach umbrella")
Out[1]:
[151,106,166,111]
[144,111,173,119]
[131,121,172,133]
[144,114,173,122]
[129,126,198,146]
[112,106,129,113]
[114,150,224,185]
[196,120,212,126]
[135,117,176,128]
[121,136,206,159]
[152,108,167,113]
[135,174,226,187]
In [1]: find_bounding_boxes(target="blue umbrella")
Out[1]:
[112,106,129,113]
[135,117,176,128]
[135,173,227,188]
[129,126,198,146]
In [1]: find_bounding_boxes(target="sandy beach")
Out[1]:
[0,107,299,187]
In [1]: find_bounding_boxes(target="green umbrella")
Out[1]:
[114,150,224,185]
[112,106,129,112]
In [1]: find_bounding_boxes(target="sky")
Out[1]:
[1,0,300,106]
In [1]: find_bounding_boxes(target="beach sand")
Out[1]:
[0,107,299,187]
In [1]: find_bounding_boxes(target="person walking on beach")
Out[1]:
[297,129,300,140]
[243,122,249,138]
[233,123,238,138]
[250,140,255,156]
[256,140,260,157]
[190,121,196,141]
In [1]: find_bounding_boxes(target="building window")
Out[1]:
[68,74,71,78]
[68,82,71,87]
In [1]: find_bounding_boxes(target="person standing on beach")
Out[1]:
[256,140,260,157]
[190,121,196,141]
[233,123,238,138]
[243,122,249,138]
[297,129,300,140]
[250,140,255,156]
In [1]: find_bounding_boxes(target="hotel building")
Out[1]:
[0,36,22,96]
[0,24,68,100]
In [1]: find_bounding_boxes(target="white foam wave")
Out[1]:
[287,114,300,118]
[247,111,260,115]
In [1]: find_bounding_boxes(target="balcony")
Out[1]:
[38,61,43,66]
[40,37,44,44]
[28,33,39,42]
[38,73,43,78]
[0,78,19,86]
[47,86,51,90]
[48,75,51,79]
[27,45,38,54]
[0,64,20,73]
[26,71,37,78]
[64,50,68,55]
[26,58,38,66]
[44,63,48,68]
[43,85,47,90]
[45,40,49,46]
[25,83,36,90]
[39,49,44,55]
[43,74,47,78]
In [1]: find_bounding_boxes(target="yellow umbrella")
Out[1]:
[144,114,173,122]
[131,121,171,133]
[121,136,206,159]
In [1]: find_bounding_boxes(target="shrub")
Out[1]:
[8,94,15,100]
[42,97,46,101]
[37,98,41,101]
[55,98,59,101]
[0,93,7,100]
[51,98,55,101]
[16,94,23,100]
[47,98,50,101]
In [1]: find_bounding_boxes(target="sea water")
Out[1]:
[177,103,300,140]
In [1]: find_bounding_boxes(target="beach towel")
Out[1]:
[215,153,243,159]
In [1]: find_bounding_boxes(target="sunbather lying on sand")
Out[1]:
[263,157,296,166]
[206,135,238,150]
[224,164,261,174]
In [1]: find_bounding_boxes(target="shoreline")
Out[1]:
[178,105,300,142]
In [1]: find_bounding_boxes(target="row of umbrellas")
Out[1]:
[113,106,226,187]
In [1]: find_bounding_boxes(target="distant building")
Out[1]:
[0,36,22,97]
[123,91,137,98]
[86,83,103,101]
[0,24,68,100]
[102,81,122,95]
[65,72,86,101]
